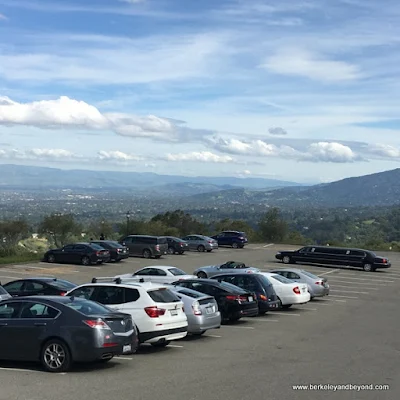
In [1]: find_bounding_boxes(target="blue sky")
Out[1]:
[0,0,399,183]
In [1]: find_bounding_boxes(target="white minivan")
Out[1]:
[66,279,188,347]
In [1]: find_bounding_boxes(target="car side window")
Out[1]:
[63,245,74,251]
[135,268,153,276]
[20,303,59,319]
[191,283,213,295]
[23,281,45,293]
[75,245,87,251]
[124,288,140,302]
[155,269,167,276]
[95,286,124,305]
[0,302,23,318]
[287,272,300,279]
[123,237,133,244]
[70,286,97,300]
[3,281,24,292]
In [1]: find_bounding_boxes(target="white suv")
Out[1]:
[66,279,188,347]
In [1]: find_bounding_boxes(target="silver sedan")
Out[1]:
[181,235,218,252]
[269,268,330,299]
[194,261,260,278]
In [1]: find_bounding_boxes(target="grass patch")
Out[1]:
[0,252,42,265]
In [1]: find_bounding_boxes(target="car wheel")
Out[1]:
[232,242,239,249]
[282,255,291,264]
[41,339,72,373]
[151,340,171,348]
[167,247,175,255]
[155,255,161,259]
[47,254,56,263]
[258,310,267,315]
[206,249,212,252]
[363,263,373,272]
[228,316,241,322]
[81,256,91,266]
[197,271,207,278]
[193,331,206,336]
[143,249,151,259]
[277,297,283,308]
[282,304,292,309]
[197,245,205,252]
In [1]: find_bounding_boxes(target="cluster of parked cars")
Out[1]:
[0,260,329,373]
[43,231,248,265]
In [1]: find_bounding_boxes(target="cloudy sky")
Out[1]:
[0,0,399,184]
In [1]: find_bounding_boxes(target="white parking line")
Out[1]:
[327,279,387,286]
[0,367,42,373]
[270,312,301,317]
[221,325,255,330]
[328,276,395,283]
[12,265,48,270]
[166,344,184,348]
[115,356,133,360]
[318,270,338,276]
[263,243,274,248]
[334,273,400,280]
[314,298,347,303]
[205,334,222,338]
[332,284,379,290]
[329,294,359,299]
[0,275,27,280]
[297,307,318,311]
[255,319,279,322]
[330,289,369,294]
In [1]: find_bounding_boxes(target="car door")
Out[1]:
[123,237,134,256]
[58,244,76,263]
[217,233,227,246]
[183,236,194,250]
[0,301,24,359]
[134,267,165,283]
[73,244,89,264]
[2,280,25,297]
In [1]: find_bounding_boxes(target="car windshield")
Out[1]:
[270,274,294,284]
[168,268,187,276]
[65,298,115,315]
[50,279,77,290]
[300,270,319,279]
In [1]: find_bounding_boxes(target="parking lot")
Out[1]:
[0,243,399,400]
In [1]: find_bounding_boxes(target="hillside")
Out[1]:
[182,169,400,208]
[0,164,301,194]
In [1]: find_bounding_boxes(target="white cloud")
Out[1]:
[366,143,400,158]
[0,95,212,142]
[119,0,145,3]
[0,147,80,161]
[261,48,361,82]
[165,151,235,163]
[97,150,143,162]
[268,127,287,136]
[304,142,357,163]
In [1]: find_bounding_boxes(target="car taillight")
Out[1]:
[226,295,239,301]
[192,301,202,315]
[156,245,160,251]
[144,306,166,318]
[293,287,301,295]
[102,342,118,348]
[259,294,268,301]
[83,319,110,329]
[60,292,67,296]
[315,281,322,285]
[382,258,387,263]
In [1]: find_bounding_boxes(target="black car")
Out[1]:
[211,273,281,314]
[0,296,137,372]
[2,277,77,297]
[44,242,110,265]
[164,236,189,255]
[172,278,258,322]
[90,240,129,262]
[275,245,391,272]
[211,231,248,248]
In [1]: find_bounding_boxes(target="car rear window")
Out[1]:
[218,281,248,294]
[148,288,180,303]
[50,280,77,290]
[175,288,203,299]
[258,275,272,287]
[157,237,167,244]
[300,270,319,279]
[168,268,187,276]
[270,274,293,284]
[90,243,105,250]
[0,286,8,295]
[65,299,115,315]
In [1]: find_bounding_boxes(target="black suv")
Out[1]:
[211,273,280,314]
[165,236,189,255]
[119,235,168,259]
[275,246,391,272]
[211,231,248,248]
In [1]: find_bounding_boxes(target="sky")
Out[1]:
[0,0,399,184]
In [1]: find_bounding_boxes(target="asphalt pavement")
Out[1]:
[0,243,399,400]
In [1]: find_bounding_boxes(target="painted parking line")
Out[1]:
[296,307,318,311]
[205,334,222,338]
[166,344,184,348]
[327,279,388,286]
[334,272,400,280]
[115,356,134,360]
[221,325,255,330]
[332,284,379,290]
[0,367,42,373]
[254,319,279,322]
[329,294,359,299]
[12,265,49,270]
[328,276,395,283]
[270,312,301,317]
[318,270,338,276]
[330,289,369,294]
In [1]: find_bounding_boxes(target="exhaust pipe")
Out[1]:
[101,353,113,359]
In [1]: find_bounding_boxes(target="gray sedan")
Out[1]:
[167,286,221,335]
[181,235,218,252]
[194,261,260,278]
[269,268,330,299]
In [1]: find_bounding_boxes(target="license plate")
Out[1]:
[123,345,131,353]
[302,288,305,292]
[170,309,178,316]
[206,306,214,314]
[248,296,253,302]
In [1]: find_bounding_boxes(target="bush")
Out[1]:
[0,251,42,265]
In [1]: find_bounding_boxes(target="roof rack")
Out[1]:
[91,276,154,284]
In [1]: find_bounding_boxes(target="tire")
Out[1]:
[197,245,205,252]
[282,304,292,309]
[258,310,267,316]
[363,263,374,272]
[193,331,206,336]
[277,297,283,308]
[155,255,161,259]
[81,256,91,266]
[206,249,212,252]
[197,271,207,278]
[47,254,56,263]
[228,316,241,322]
[41,339,72,373]
[232,242,239,249]
[142,249,151,259]
[151,340,171,348]
[167,247,175,255]
[282,255,291,264]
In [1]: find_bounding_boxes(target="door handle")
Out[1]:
[34,322,47,326]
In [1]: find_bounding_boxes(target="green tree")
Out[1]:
[151,210,206,236]
[258,208,288,242]
[38,214,81,248]
[0,219,30,256]
[86,220,116,240]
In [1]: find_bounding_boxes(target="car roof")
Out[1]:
[270,268,303,273]
[212,272,259,278]
[169,286,211,299]
[74,282,168,290]
[138,265,179,271]
[0,295,86,304]
[4,277,70,283]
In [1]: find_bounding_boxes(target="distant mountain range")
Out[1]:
[184,168,400,208]
[0,164,302,193]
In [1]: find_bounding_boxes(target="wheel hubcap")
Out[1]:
[44,344,65,369]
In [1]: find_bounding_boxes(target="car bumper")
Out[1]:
[187,312,221,334]
[259,299,281,311]
[311,286,330,297]
[375,263,391,269]
[275,254,283,260]
[229,305,259,319]
[139,326,188,343]
[281,292,311,305]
